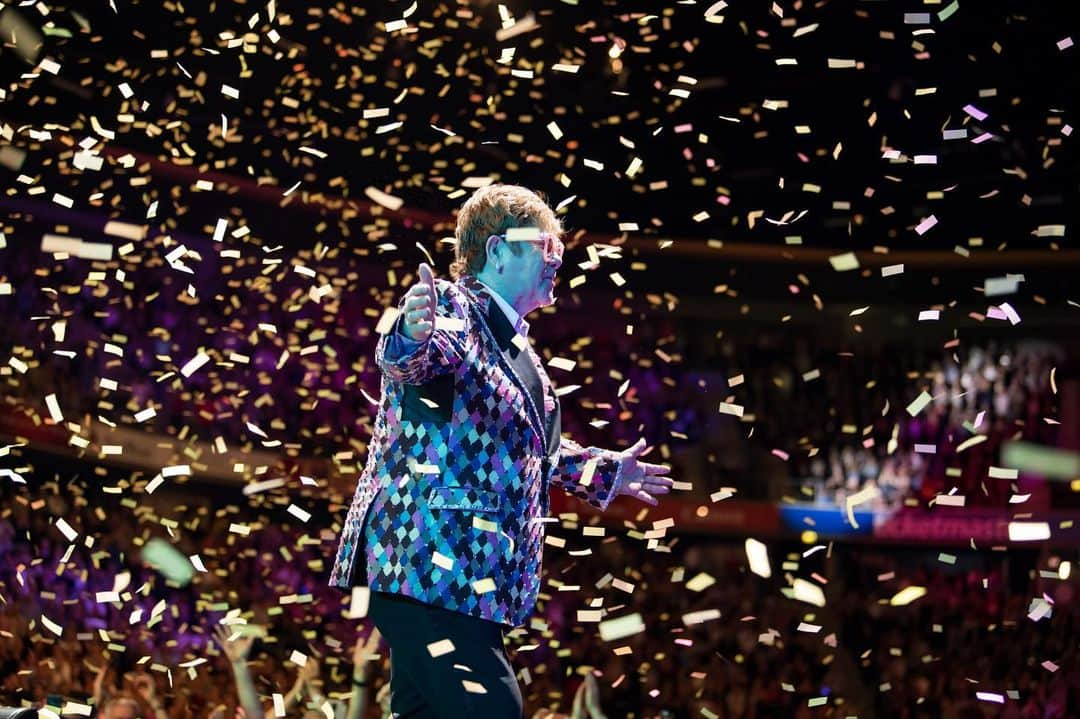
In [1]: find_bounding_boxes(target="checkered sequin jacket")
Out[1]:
[329,275,622,627]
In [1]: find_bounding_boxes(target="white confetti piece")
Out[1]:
[349,587,371,618]
[432,552,455,571]
[1008,522,1050,542]
[745,539,771,578]
[41,613,64,637]
[55,517,78,542]
[286,504,311,523]
[427,638,455,657]
[134,407,157,423]
[682,609,721,625]
[45,393,64,423]
[935,493,966,507]
[180,352,210,378]
[792,578,826,607]
[598,613,646,641]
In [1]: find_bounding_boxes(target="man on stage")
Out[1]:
[329,184,673,717]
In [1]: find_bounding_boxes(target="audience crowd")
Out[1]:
[2,451,1077,717]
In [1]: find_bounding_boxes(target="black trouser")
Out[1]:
[368,591,524,718]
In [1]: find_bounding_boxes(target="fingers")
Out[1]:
[418,262,435,295]
[637,461,671,475]
[635,489,659,506]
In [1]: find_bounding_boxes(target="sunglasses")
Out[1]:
[493,229,564,265]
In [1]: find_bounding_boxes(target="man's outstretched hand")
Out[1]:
[613,438,673,506]
[400,262,437,342]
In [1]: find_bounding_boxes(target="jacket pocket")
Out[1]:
[401,373,454,424]
[428,485,501,513]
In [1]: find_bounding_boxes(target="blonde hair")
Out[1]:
[450,184,563,279]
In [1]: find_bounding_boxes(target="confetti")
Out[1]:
[598,613,646,641]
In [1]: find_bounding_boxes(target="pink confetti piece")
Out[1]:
[971,132,995,144]
[1057,37,1074,51]
[915,214,938,235]
[771,448,790,461]
[963,104,988,121]
[976,692,1005,704]
[986,306,1008,321]
[1041,660,1060,672]
[999,302,1022,325]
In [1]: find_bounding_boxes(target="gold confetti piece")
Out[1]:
[103,221,147,240]
[472,516,499,533]
[685,572,716,592]
[682,609,721,626]
[988,466,1018,480]
[956,434,988,453]
[718,402,744,417]
[905,391,933,417]
[889,586,927,606]
[828,252,859,271]
[598,613,646,641]
[808,697,828,708]
[462,680,488,694]
[845,486,879,529]
[427,638,456,657]
[364,186,405,211]
[745,539,771,578]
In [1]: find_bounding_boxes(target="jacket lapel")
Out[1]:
[458,277,548,449]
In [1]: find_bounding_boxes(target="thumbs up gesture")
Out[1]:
[401,262,437,342]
